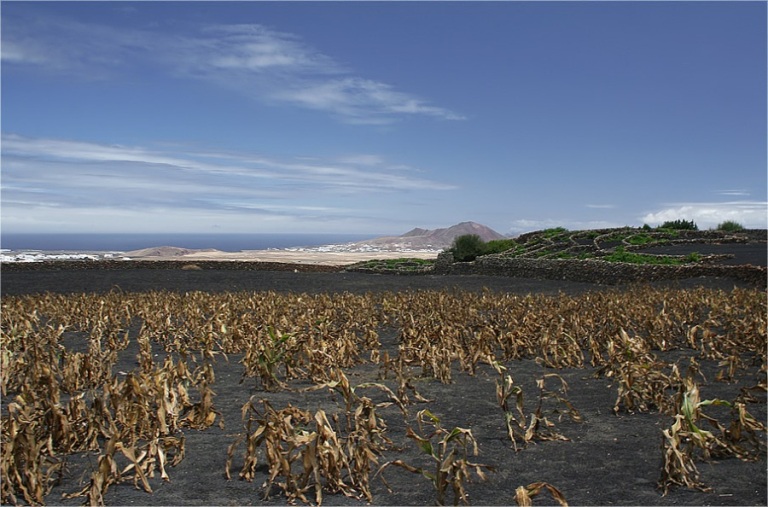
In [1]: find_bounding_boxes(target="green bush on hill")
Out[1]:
[658,219,698,231]
[542,227,569,239]
[717,220,745,232]
[483,238,517,255]
[448,235,518,262]
[450,234,486,262]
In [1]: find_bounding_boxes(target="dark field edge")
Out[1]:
[2,255,766,297]
[0,259,342,273]
[1,268,762,300]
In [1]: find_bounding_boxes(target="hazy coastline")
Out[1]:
[0,235,442,265]
[0,226,476,264]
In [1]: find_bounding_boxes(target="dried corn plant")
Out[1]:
[493,362,527,452]
[180,362,223,430]
[725,401,767,459]
[660,413,709,495]
[226,396,391,505]
[525,374,583,444]
[1,343,207,504]
[493,361,582,450]
[240,326,296,391]
[344,395,392,502]
[514,481,568,506]
[323,368,408,426]
[598,329,683,415]
[64,435,186,503]
[58,343,117,394]
[659,378,729,495]
[378,409,494,506]
[393,354,432,408]
[1,400,64,506]
[659,372,767,495]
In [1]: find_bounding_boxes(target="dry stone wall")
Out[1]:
[434,252,767,288]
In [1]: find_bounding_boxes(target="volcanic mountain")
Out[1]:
[354,221,505,251]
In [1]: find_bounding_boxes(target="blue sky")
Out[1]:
[2,1,766,236]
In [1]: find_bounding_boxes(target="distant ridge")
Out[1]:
[354,221,504,250]
[401,228,429,237]
[125,246,221,258]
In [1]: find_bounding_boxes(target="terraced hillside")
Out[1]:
[493,227,766,265]
[347,227,767,284]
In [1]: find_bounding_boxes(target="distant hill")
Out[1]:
[125,246,221,258]
[355,221,504,251]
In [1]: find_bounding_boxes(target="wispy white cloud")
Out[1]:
[1,134,456,232]
[1,10,149,76]
[585,204,615,209]
[272,77,465,124]
[334,154,386,167]
[1,40,50,65]
[641,202,768,229]
[717,189,751,197]
[2,11,462,124]
[192,24,340,74]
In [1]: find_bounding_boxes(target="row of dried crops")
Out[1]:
[1,285,765,505]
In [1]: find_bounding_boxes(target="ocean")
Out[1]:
[0,233,378,252]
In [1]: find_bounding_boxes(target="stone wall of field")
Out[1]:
[433,252,767,288]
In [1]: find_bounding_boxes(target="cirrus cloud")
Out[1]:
[2,11,463,124]
[1,134,457,233]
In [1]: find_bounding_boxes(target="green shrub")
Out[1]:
[716,220,744,232]
[483,239,517,255]
[450,234,486,262]
[542,227,568,238]
[685,252,702,263]
[627,234,655,246]
[658,219,698,231]
[449,235,518,261]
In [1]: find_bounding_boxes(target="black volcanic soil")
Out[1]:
[3,268,615,297]
[1,260,763,298]
[1,263,766,507]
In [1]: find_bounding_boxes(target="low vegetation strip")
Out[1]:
[345,257,435,274]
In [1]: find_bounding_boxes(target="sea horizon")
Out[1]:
[0,232,380,252]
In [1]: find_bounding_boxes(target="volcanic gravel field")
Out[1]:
[1,251,766,506]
